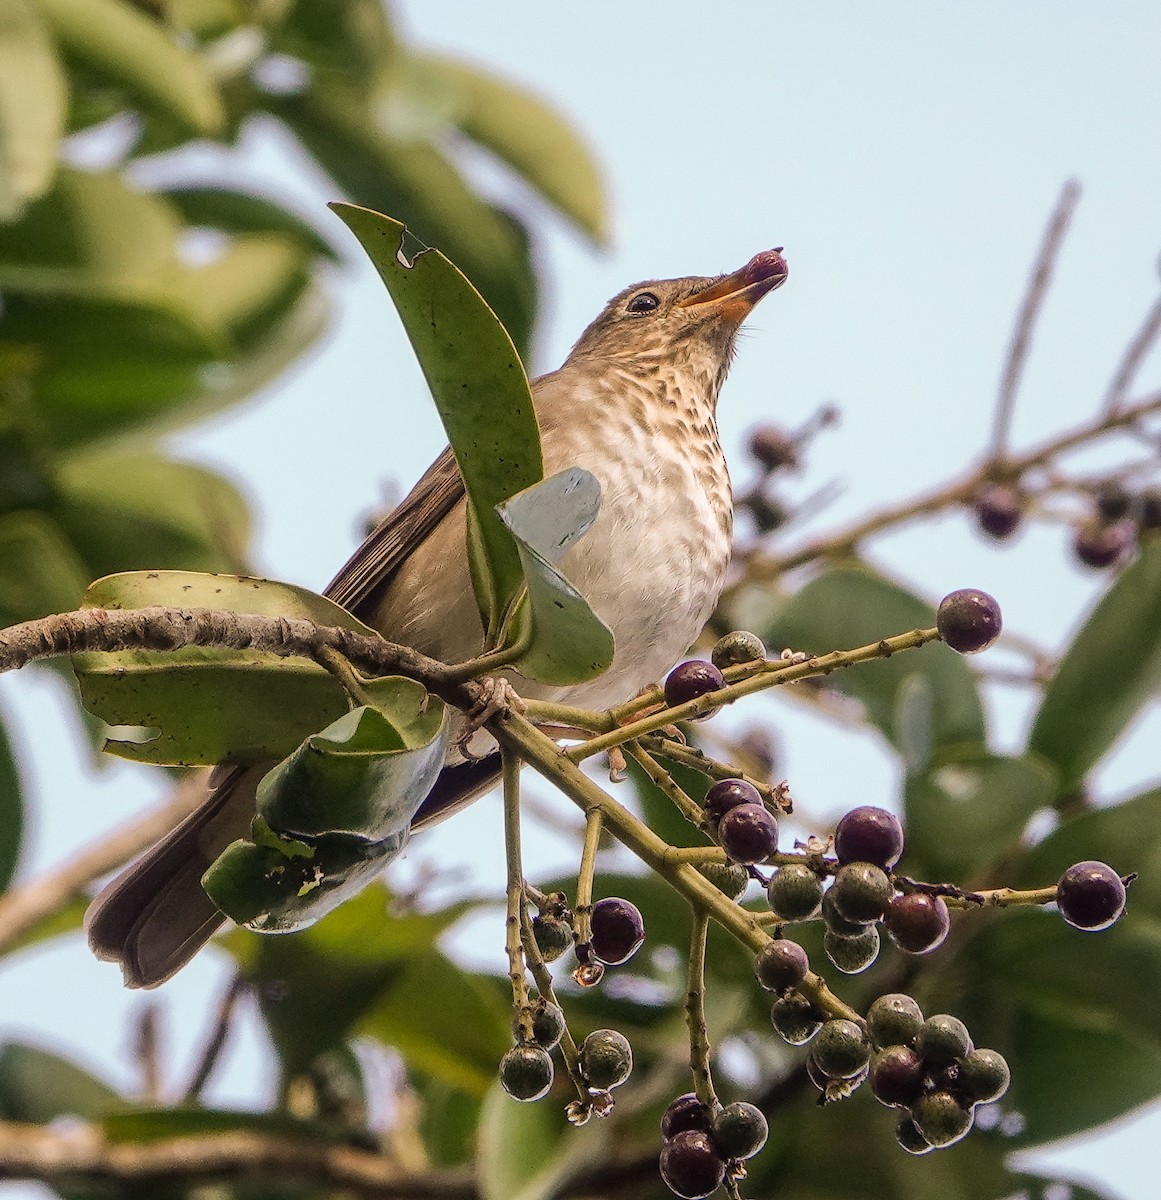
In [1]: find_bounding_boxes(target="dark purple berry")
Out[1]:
[711,1101,768,1160]
[664,660,726,714]
[834,806,904,870]
[937,588,1003,654]
[745,488,789,534]
[659,1130,726,1199]
[1096,481,1134,522]
[718,803,778,864]
[754,938,809,993]
[589,897,645,966]
[1073,519,1135,570]
[912,1090,973,1147]
[661,1093,713,1140]
[1140,488,1161,532]
[870,1045,926,1107]
[703,777,761,822]
[885,892,951,954]
[1057,860,1127,931]
[973,483,1023,540]
[748,424,799,472]
[499,1044,554,1101]
[831,861,894,923]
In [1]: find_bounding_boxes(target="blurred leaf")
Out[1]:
[331,202,542,642]
[764,565,985,753]
[478,1080,610,1200]
[0,509,89,624]
[1029,537,1161,796]
[410,52,608,246]
[0,715,21,891]
[73,570,377,765]
[271,0,395,82]
[273,86,536,355]
[0,166,181,294]
[416,1077,480,1166]
[103,1105,355,1143]
[0,0,65,218]
[162,184,340,260]
[904,748,1057,882]
[0,1041,127,1121]
[497,468,614,684]
[34,0,224,135]
[53,452,250,580]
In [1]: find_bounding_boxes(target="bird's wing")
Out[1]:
[323,444,465,615]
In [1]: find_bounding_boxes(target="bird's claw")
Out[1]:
[456,677,526,757]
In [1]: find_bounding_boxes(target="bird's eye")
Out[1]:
[626,291,660,315]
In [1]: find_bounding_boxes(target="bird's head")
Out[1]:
[564,249,788,388]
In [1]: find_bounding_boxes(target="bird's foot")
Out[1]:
[456,676,526,757]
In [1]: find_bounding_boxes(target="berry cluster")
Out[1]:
[736,412,839,536]
[659,1095,769,1199]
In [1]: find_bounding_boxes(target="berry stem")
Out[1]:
[573,807,604,952]
[941,883,1060,909]
[500,749,533,1043]
[638,735,778,807]
[627,743,707,829]
[685,908,718,1110]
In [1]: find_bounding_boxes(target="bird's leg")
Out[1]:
[456,676,528,758]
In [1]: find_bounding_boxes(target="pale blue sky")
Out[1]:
[2,4,1160,1197]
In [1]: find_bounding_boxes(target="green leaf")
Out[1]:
[34,0,225,135]
[330,202,542,642]
[0,715,23,891]
[764,565,985,753]
[270,0,394,83]
[103,1105,353,1144]
[257,687,449,840]
[405,53,608,246]
[1029,536,1161,795]
[903,748,1057,881]
[0,509,89,625]
[0,0,65,218]
[73,570,380,765]
[496,469,614,684]
[477,1080,610,1200]
[0,1041,127,1121]
[52,452,251,580]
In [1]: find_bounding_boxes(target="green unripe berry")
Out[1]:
[711,1101,768,1160]
[911,1090,974,1147]
[500,1044,554,1101]
[866,993,924,1049]
[895,1114,934,1155]
[822,887,872,938]
[578,1029,633,1090]
[532,914,573,962]
[824,925,880,974]
[697,860,751,901]
[812,1019,872,1079]
[766,863,825,921]
[513,1001,566,1050]
[711,630,767,669]
[917,1014,973,1067]
[959,1048,1011,1104]
[831,862,894,923]
[770,994,823,1046]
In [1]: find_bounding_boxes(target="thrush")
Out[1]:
[86,247,789,987]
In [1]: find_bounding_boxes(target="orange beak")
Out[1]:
[676,249,788,322]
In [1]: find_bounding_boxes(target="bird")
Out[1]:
[85,247,789,987]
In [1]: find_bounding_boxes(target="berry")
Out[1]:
[822,887,872,938]
[770,995,823,1046]
[958,1048,1011,1104]
[754,938,809,993]
[703,777,761,823]
[717,804,779,864]
[532,914,572,962]
[831,862,894,923]
[748,424,799,472]
[911,1090,974,1147]
[824,925,880,974]
[870,1045,926,1107]
[589,897,645,965]
[1073,519,1135,570]
[937,588,1003,654]
[711,1102,768,1160]
[711,630,766,669]
[1057,860,1127,930]
[661,1093,713,1140]
[578,1029,633,1090]
[885,892,951,954]
[917,1014,972,1067]
[499,1044,554,1101]
[973,483,1023,540]
[513,1001,566,1050]
[866,993,924,1049]
[811,1019,872,1079]
[659,1130,726,1199]
[834,806,905,870]
[767,862,825,921]
[664,660,726,714]
[1096,481,1134,522]
[745,488,789,534]
[895,1114,934,1155]
[1140,488,1161,531]
[697,860,750,900]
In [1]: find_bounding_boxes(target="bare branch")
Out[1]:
[1102,281,1161,414]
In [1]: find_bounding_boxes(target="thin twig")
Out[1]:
[991,179,1082,459]
[1102,280,1161,414]
[685,909,717,1109]
[501,751,532,1041]
[182,976,249,1102]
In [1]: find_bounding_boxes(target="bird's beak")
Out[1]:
[676,249,788,322]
